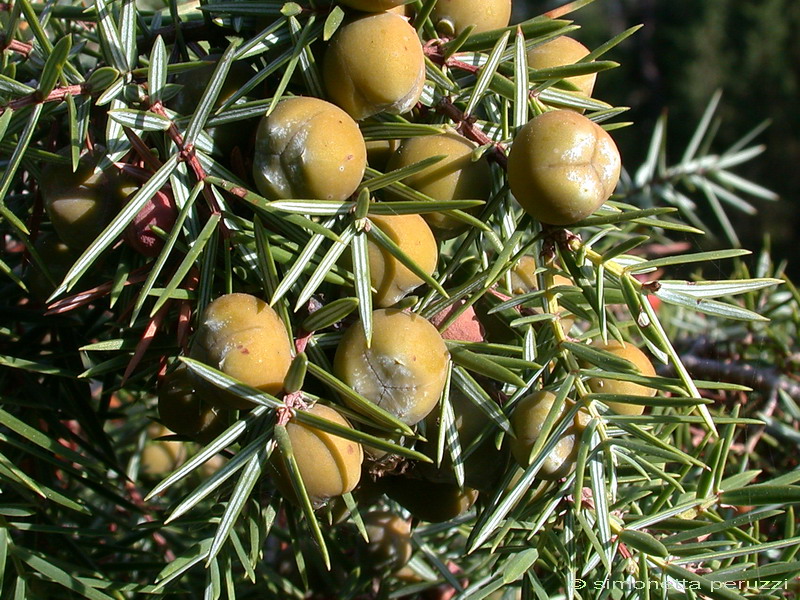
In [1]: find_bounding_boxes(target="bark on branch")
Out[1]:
[659,354,800,400]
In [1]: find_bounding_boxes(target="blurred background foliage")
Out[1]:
[519,0,800,269]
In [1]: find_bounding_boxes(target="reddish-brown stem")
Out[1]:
[424,42,509,167]
[447,58,481,73]
[4,38,32,57]
[2,83,87,113]
[148,101,226,223]
[436,97,508,168]
[123,128,166,173]
[121,302,171,385]
[618,540,633,559]
[45,268,150,315]
[148,102,204,177]
[425,42,484,80]
[423,40,446,62]
[423,41,482,75]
